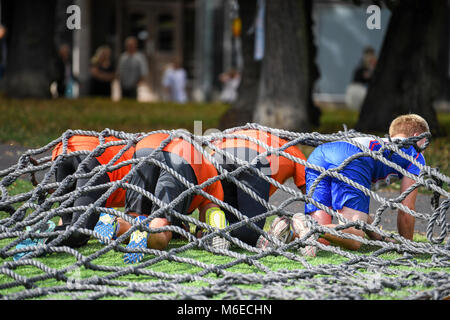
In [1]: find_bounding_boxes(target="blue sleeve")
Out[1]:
[406,152,425,176]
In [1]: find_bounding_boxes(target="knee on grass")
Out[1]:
[147,218,172,250]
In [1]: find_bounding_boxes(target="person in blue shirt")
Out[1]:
[296,114,430,255]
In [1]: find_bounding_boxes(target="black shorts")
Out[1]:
[53,154,110,247]
[125,149,197,230]
[214,148,271,246]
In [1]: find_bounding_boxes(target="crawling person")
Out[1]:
[14,134,136,260]
[294,114,430,256]
[94,133,226,264]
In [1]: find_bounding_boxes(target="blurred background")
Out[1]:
[0,0,448,165]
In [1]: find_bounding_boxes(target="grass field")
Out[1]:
[0,97,448,176]
[0,97,229,148]
[0,98,449,300]
[1,160,449,300]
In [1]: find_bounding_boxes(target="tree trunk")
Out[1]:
[4,0,57,98]
[253,0,320,132]
[218,0,260,130]
[356,0,448,136]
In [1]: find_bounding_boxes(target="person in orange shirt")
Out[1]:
[14,134,136,261]
[94,132,226,264]
[209,129,307,248]
[52,135,135,246]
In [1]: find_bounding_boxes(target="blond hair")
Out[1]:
[389,114,430,137]
[91,45,111,65]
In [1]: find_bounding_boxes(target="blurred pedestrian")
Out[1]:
[219,69,241,103]
[117,36,149,99]
[162,58,187,103]
[345,46,377,110]
[55,44,75,98]
[0,24,7,80]
[90,45,115,97]
[352,46,377,86]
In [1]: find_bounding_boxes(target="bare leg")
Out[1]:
[147,218,172,250]
[311,207,368,251]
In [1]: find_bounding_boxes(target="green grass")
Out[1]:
[0,97,229,148]
[0,100,449,299]
[1,180,448,300]
[0,97,448,176]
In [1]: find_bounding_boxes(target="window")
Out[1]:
[157,13,174,52]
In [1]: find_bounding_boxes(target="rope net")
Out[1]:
[0,124,449,300]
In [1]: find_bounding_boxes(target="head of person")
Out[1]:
[389,114,430,147]
[0,25,6,39]
[173,58,183,70]
[362,46,376,69]
[58,44,70,61]
[91,45,111,65]
[125,36,138,54]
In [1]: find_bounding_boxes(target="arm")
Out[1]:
[397,176,418,240]
[117,213,172,250]
[90,65,115,82]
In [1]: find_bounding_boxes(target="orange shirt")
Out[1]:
[213,129,306,195]
[136,134,224,213]
[52,135,136,207]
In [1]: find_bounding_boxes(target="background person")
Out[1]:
[162,58,188,103]
[219,69,241,104]
[55,44,75,98]
[345,46,378,110]
[117,36,149,99]
[90,45,115,97]
[0,24,7,81]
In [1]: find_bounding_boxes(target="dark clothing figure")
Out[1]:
[352,46,377,87]
[0,25,7,80]
[90,45,115,97]
[55,44,74,98]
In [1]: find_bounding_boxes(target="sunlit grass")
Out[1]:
[0,97,229,147]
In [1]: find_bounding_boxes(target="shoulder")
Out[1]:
[400,145,425,163]
[287,145,306,161]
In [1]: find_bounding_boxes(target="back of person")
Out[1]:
[52,135,135,207]
[308,137,425,191]
[161,137,223,213]
[132,134,223,214]
[352,137,425,189]
[213,129,306,195]
[211,129,306,246]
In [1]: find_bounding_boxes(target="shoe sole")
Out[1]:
[94,213,117,245]
[205,209,230,250]
[292,213,317,257]
[13,221,56,261]
[256,216,291,250]
[124,216,148,264]
[123,232,147,264]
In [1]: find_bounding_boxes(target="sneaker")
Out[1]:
[124,216,148,264]
[256,216,293,250]
[204,208,230,250]
[291,213,318,257]
[13,220,56,261]
[94,213,119,245]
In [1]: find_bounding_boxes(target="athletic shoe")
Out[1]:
[94,213,119,245]
[256,216,293,250]
[291,213,318,257]
[204,208,230,250]
[124,216,148,264]
[13,220,56,261]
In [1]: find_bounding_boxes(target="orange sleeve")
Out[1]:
[289,146,307,189]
